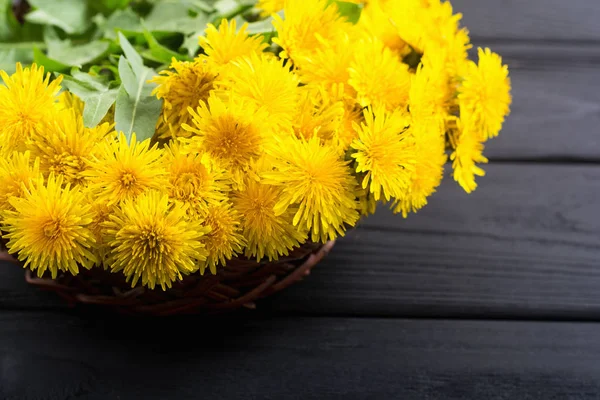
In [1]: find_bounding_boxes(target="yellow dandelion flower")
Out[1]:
[450,119,488,193]
[392,115,447,217]
[257,0,284,17]
[232,171,305,261]
[0,63,62,156]
[355,183,378,217]
[272,0,351,62]
[294,33,355,97]
[198,19,268,68]
[57,91,85,114]
[458,48,511,140]
[349,38,412,110]
[86,197,113,267]
[218,54,299,130]
[262,135,359,243]
[1,174,97,278]
[356,0,410,55]
[150,58,218,138]
[380,0,459,54]
[29,108,112,185]
[199,202,246,275]
[0,151,42,212]
[84,133,169,206]
[434,22,472,78]
[164,140,231,217]
[351,106,416,201]
[420,1,469,59]
[104,191,209,290]
[409,52,451,120]
[292,85,344,145]
[181,95,266,187]
[329,84,364,149]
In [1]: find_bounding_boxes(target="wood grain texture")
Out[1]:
[2,312,600,399]
[453,0,600,41]
[475,43,600,160]
[2,164,600,319]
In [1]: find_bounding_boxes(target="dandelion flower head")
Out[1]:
[351,106,416,202]
[103,191,209,290]
[263,136,359,243]
[164,140,231,217]
[0,63,62,156]
[29,108,113,186]
[198,19,268,69]
[450,119,488,193]
[348,38,412,110]
[85,133,169,206]
[150,58,217,138]
[232,162,306,261]
[0,150,42,212]
[273,0,352,62]
[458,47,512,140]
[199,202,246,275]
[182,94,267,187]
[218,53,299,130]
[1,173,97,278]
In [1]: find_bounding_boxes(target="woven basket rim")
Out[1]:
[2,240,336,316]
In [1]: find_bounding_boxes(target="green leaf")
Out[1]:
[0,0,17,40]
[26,0,90,35]
[118,56,138,96]
[142,29,191,64]
[180,0,217,14]
[212,0,253,20]
[97,8,143,40]
[88,63,120,80]
[88,0,133,15]
[48,40,111,68]
[232,14,278,35]
[183,31,202,57]
[143,1,209,34]
[114,34,162,142]
[118,32,145,76]
[61,70,120,127]
[103,0,133,9]
[0,1,44,42]
[0,47,35,74]
[41,26,111,68]
[33,47,71,73]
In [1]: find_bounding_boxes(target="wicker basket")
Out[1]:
[0,241,335,316]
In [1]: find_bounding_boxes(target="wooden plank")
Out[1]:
[453,0,600,41]
[471,43,600,160]
[3,164,600,320]
[2,312,600,399]
[267,163,600,318]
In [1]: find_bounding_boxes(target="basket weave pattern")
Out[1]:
[0,241,335,316]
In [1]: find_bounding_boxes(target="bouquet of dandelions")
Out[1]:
[0,0,511,292]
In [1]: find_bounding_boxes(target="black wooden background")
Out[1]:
[2,1,600,399]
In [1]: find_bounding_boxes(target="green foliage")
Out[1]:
[25,0,90,35]
[0,0,19,40]
[142,29,193,64]
[114,33,163,143]
[0,0,276,142]
[61,69,120,128]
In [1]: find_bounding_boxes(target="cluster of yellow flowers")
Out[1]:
[0,0,511,290]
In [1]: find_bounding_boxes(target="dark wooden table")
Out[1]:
[3,1,600,399]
